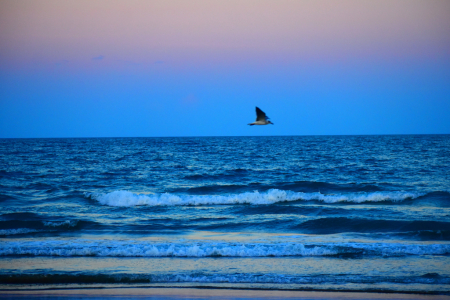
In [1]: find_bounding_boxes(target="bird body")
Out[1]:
[248,107,274,126]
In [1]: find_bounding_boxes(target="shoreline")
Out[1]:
[1,287,449,299]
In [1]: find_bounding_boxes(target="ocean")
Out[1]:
[0,135,449,295]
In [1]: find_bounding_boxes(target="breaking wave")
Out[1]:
[1,240,448,257]
[87,189,423,207]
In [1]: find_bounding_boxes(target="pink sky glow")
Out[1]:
[1,0,449,70]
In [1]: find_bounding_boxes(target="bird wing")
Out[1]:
[255,107,269,121]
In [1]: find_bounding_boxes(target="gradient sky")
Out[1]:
[1,0,449,137]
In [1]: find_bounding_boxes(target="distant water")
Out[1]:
[1,135,449,294]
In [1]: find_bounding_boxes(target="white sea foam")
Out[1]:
[0,240,336,257]
[0,240,448,257]
[87,189,423,207]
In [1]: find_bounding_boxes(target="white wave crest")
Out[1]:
[87,189,423,207]
[0,240,335,257]
[0,240,448,257]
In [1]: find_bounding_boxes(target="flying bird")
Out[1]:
[248,107,274,126]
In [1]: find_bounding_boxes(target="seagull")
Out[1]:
[248,107,274,126]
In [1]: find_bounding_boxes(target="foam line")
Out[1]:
[1,240,448,257]
[87,189,423,207]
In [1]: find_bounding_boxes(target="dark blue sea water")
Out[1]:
[1,135,449,294]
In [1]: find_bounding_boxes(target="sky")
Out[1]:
[0,0,449,138]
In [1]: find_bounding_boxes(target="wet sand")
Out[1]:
[1,288,449,299]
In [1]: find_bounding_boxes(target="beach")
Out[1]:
[2,287,450,299]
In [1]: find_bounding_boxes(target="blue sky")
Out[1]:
[1,0,449,137]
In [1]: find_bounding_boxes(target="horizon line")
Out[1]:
[1,133,449,139]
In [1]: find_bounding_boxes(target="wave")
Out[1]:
[1,272,449,286]
[171,181,390,194]
[0,193,16,202]
[0,218,97,233]
[393,230,450,241]
[1,240,448,257]
[87,189,423,207]
[294,218,450,235]
[0,228,39,236]
[42,220,80,228]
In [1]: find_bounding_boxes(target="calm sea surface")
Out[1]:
[1,135,449,294]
